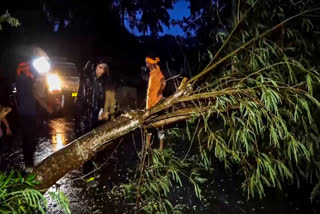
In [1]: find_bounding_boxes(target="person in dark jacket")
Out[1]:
[74,58,110,138]
[74,57,110,177]
[16,60,53,172]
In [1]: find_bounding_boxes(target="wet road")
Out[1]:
[2,116,138,214]
[1,116,320,214]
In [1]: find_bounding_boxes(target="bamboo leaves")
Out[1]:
[116,0,320,211]
[0,11,20,31]
[178,0,320,200]
[0,171,70,214]
[115,147,207,213]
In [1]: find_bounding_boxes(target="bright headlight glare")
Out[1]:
[32,57,51,74]
[47,74,61,91]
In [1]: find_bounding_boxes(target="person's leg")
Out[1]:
[21,116,37,167]
[146,132,152,148]
[1,134,13,154]
[83,114,99,176]
[109,91,116,120]
[157,129,165,151]
[104,91,111,120]
[83,160,95,175]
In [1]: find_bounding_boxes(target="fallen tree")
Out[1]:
[33,88,216,190]
[32,66,260,191]
[32,1,320,207]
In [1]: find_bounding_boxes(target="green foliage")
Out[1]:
[116,0,320,212]
[114,147,206,214]
[0,11,20,31]
[0,170,70,214]
[189,0,320,200]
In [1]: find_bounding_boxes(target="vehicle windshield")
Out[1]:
[51,62,78,77]
[51,57,79,77]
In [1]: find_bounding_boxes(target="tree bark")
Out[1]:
[33,112,143,190]
[33,89,188,190]
[32,82,247,190]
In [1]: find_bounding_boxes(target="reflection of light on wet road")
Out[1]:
[34,117,75,165]
[49,118,74,152]
[52,133,65,152]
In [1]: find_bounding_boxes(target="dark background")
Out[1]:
[0,0,197,86]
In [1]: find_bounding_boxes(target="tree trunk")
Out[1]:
[33,89,187,190]
[33,112,142,190]
[33,84,245,190]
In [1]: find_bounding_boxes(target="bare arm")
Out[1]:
[2,118,9,129]
[2,118,12,136]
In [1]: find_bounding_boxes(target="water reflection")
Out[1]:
[52,133,65,151]
[49,118,73,152]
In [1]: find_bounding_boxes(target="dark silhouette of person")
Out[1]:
[16,59,52,172]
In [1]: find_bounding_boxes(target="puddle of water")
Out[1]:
[49,118,72,152]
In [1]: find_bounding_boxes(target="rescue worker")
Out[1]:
[16,60,52,172]
[74,57,110,176]
[145,56,166,150]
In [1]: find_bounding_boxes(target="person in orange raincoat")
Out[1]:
[145,56,166,150]
[145,57,166,109]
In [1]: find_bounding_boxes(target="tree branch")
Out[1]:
[188,7,320,84]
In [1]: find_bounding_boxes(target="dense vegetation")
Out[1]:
[1,0,320,213]
[115,0,320,213]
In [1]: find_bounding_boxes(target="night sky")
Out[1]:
[124,0,190,37]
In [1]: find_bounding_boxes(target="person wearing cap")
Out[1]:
[74,57,110,176]
[145,56,166,150]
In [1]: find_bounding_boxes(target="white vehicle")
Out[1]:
[11,55,80,114]
[47,57,80,113]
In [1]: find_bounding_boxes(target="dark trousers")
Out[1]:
[0,135,13,168]
[20,115,37,166]
[74,114,98,175]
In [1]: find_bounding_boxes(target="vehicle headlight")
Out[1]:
[47,74,61,92]
[32,57,51,74]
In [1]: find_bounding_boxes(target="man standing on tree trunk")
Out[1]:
[145,56,166,150]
